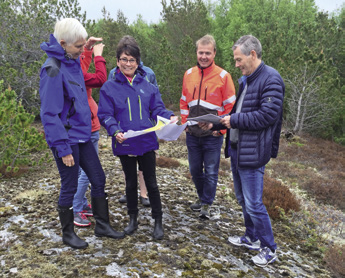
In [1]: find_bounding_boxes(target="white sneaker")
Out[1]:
[228,235,261,250]
[252,247,277,267]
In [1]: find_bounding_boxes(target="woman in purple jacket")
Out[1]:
[39,18,125,249]
[98,37,177,240]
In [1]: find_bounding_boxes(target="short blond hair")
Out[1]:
[54,18,88,45]
[196,34,216,52]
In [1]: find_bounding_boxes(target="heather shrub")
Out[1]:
[304,177,345,210]
[156,156,180,168]
[271,135,345,212]
[324,244,345,278]
[262,175,301,220]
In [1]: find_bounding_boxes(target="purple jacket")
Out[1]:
[39,34,91,158]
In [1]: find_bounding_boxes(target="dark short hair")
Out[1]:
[116,35,140,64]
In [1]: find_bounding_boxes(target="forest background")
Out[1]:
[1,0,345,142]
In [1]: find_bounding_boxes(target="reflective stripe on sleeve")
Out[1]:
[223,95,236,106]
[180,109,189,115]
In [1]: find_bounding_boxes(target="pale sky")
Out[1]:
[78,0,345,23]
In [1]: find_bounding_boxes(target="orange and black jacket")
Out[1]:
[180,62,236,137]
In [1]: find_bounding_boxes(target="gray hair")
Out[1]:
[232,35,262,59]
[53,18,88,45]
[196,34,216,52]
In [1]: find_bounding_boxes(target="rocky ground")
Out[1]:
[0,130,341,277]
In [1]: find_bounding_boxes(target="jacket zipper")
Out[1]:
[204,86,208,100]
[192,85,196,99]
[126,97,132,121]
[197,69,204,115]
[138,95,142,120]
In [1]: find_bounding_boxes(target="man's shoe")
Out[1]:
[74,212,91,227]
[139,196,150,207]
[81,204,93,217]
[119,195,127,203]
[190,199,202,211]
[199,204,210,219]
[228,235,261,251]
[252,247,277,267]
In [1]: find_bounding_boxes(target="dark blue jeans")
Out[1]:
[73,131,100,213]
[230,147,277,251]
[51,140,106,207]
[119,151,162,219]
[186,133,223,205]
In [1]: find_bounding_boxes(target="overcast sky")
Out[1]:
[78,0,345,23]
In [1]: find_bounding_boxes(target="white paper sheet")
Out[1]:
[155,122,187,141]
[123,116,171,139]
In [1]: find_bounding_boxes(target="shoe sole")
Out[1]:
[228,239,260,251]
[95,233,125,239]
[190,207,201,212]
[199,213,210,219]
[253,257,277,267]
[63,240,88,249]
[74,222,91,227]
[82,213,93,217]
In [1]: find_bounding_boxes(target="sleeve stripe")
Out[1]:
[223,95,236,105]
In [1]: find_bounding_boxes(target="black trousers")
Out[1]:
[119,151,162,218]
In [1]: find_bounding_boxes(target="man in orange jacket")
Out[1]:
[180,34,236,219]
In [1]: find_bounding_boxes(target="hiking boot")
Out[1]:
[199,204,210,219]
[228,235,261,251]
[73,212,91,227]
[119,195,127,203]
[190,199,202,211]
[252,247,277,267]
[81,204,93,217]
[139,196,150,207]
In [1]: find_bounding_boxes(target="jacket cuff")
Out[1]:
[57,144,72,158]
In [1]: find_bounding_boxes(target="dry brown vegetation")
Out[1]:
[269,133,345,278]
[269,134,345,211]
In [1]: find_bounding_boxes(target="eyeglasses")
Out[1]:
[119,58,137,64]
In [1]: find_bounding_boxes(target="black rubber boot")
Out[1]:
[57,205,88,249]
[91,194,125,239]
[152,216,164,240]
[124,214,138,235]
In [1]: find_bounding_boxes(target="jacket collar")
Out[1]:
[247,61,265,83]
[197,61,216,74]
[113,65,147,84]
[40,34,80,65]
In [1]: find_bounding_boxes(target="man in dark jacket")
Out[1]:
[200,35,284,267]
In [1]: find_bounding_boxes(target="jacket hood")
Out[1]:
[40,34,66,61]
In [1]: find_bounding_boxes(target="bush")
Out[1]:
[156,156,180,168]
[0,80,48,177]
[324,244,345,278]
[263,175,301,220]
